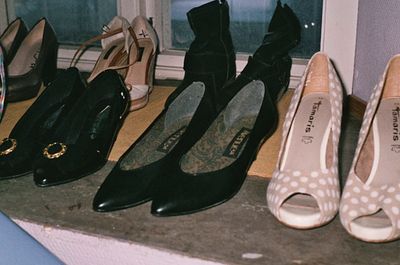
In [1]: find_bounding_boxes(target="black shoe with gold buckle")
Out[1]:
[33,70,129,187]
[0,67,85,179]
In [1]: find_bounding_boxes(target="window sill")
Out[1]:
[57,46,307,89]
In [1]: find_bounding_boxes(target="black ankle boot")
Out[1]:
[166,0,236,108]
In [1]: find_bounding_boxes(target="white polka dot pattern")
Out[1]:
[340,176,400,241]
[339,55,400,242]
[267,52,343,228]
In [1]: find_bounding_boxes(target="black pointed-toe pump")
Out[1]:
[33,70,129,187]
[0,67,85,179]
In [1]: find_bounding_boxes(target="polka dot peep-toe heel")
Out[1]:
[267,52,343,229]
[340,55,400,243]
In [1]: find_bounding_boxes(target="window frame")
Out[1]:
[0,0,358,93]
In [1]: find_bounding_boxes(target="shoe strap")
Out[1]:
[0,47,5,122]
[70,26,140,70]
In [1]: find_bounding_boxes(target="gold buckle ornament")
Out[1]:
[43,142,67,159]
[0,138,17,156]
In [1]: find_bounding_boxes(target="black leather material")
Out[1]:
[151,1,301,216]
[92,0,236,212]
[0,68,85,179]
[93,85,217,212]
[7,18,58,102]
[33,70,129,187]
[151,82,278,216]
[0,18,28,64]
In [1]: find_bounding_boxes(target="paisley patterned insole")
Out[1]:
[180,80,265,174]
[180,116,256,174]
[120,115,191,170]
[120,82,205,170]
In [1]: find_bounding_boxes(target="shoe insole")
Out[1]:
[8,21,44,76]
[119,82,205,170]
[180,81,264,174]
[279,92,331,222]
[351,210,392,241]
[0,20,19,53]
[281,92,331,171]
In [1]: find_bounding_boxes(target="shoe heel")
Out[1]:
[42,44,58,86]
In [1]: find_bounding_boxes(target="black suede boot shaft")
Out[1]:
[167,0,236,109]
[217,1,300,107]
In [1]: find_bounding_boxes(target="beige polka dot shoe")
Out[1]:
[340,55,400,243]
[267,52,343,229]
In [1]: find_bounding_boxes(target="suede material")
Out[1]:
[0,68,85,179]
[33,70,129,187]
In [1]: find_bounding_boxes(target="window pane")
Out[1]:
[8,0,117,45]
[171,0,322,58]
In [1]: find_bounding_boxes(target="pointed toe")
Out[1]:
[150,200,176,217]
[33,163,68,187]
[92,166,155,212]
[92,195,114,212]
[33,167,48,186]
[92,187,136,212]
[33,166,56,187]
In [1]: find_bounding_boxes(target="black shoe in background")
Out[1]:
[7,18,58,102]
[0,18,28,64]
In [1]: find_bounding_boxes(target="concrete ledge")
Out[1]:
[1,103,399,264]
[1,163,399,265]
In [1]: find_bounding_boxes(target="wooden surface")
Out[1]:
[0,86,293,179]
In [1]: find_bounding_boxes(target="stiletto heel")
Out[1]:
[42,44,58,86]
[0,68,85,179]
[33,69,129,187]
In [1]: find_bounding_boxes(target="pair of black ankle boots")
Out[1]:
[93,0,301,216]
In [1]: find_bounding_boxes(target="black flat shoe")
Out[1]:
[0,67,85,179]
[7,18,58,102]
[93,0,236,212]
[33,69,129,187]
[0,18,28,64]
[151,1,301,216]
